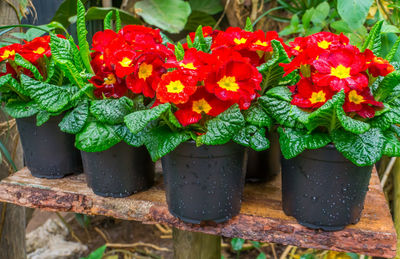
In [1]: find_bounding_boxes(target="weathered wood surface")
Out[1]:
[0,167,396,257]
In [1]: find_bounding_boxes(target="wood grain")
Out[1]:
[0,167,396,257]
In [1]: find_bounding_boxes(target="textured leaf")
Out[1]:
[113,124,147,147]
[337,0,374,30]
[68,36,84,72]
[167,108,183,128]
[193,25,211,53]
[231,238,245,251]
[303,91,343,132]
[115,10,122,32]
[75,121,121,152]
[77,0,93,73]
[249,127,270,151]
[199,104,245,145]
[383,130,400,156]
[244,17,253,32]
[124,103,170,135]
[0,74,28,96]
[278,127,330,159]
[361,20,383,55]
[265,86,292,102]
[90,96,134,125]
[370,106,400,130]
[46,58,64,85]
[59,100,89,134]
[243,103,272,128]
[259,95,304,128]
[332,128,384,166]
[375,69,400,103]
[174,42,185,61]
[36,110,51,126]
[20,75,73,113]
[145,125,191,161]
[386,35,400,62]
[14,54,43,81]
[184,11,216,32]
[134,0,191,33]
[4,100,38,118]
[336,92,370,134]
[104,11,113,30]
[85,7,142,25]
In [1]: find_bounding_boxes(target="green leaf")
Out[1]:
[250,127,270,151]
[199,104,245,145]
[383,130,400,156]
[186,35,193,48]
[115,10,121,32]
[167,108,183,128]
[374,69,400,103]
[68,36,84,72]
[335,91,370,134]
[193,25,211,52]
[370,107,400,131]
[0,74,28,96]
[134,0,191,34]
[278,127,330,159]
[244,17,253,32]
[311,1,330,25]
[265,86,292,102]
[90,97,134,125]
[85,7,141,25]
[4,100,38,118]
[233,125,270,151]
[243,103,272,128]
[76,121,121,152]
[77,0,93,74]
[59,100,89,134]
[361,20,383,55]
[231,238,245,251]
[113,124,147,147]
[20,75,73,113]
[337,0,374,30]
[184,11,216,32]
[84,245,107,259]
[51,0,81,28]
[386,36,400,62]
[14,54,43,81]
[188,0,223,15]
[174,42,185,61]
[124,103,170,135]
[303,91,343,132]
[256,253,267,259]
[104,11,113,30]
[332,127,384,166]
[36,110,51,126]
[144,125,191,161]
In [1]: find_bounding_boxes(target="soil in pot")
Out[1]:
[281,144,373,231]
[16,115,82,179]
[246,131,281,182]
[161,141,247,224]
[81,142,154,198]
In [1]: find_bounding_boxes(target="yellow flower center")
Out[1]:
[104,74,116,85]
[138,63,153,79]
[33,47,45,55]
[348,90,364,104]
[218,76,239,91]
[254,40,268,47]
[309,90,326,104]
[234,38,247,45]
[317,40,331,49]
[99,54,104,60]
[166,80,185,93]
[330,64,351,79]
[294,45,301,51]
[192,98,212,114]
[119,57,133,67]
[1,49,15,59]
[180,62,197,70]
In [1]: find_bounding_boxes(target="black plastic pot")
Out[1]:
[161,141,247,224]
[246,131,281,182]
[16,115,82,179]
[281,144,373,231]
[81,142,154,198]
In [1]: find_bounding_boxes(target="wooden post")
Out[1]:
[173,228,221,259]
[393,159,400,259]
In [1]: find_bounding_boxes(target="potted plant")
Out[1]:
[124,22,288,223]
[0,27,83,178]
[50,3,158,197]
[261,22,400,230]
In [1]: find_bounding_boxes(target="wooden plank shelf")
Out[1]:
[0,167,396,257]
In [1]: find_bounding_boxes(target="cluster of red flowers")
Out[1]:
[281,32,394,118]
[93,25,286,126]
[0,35,60,79]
